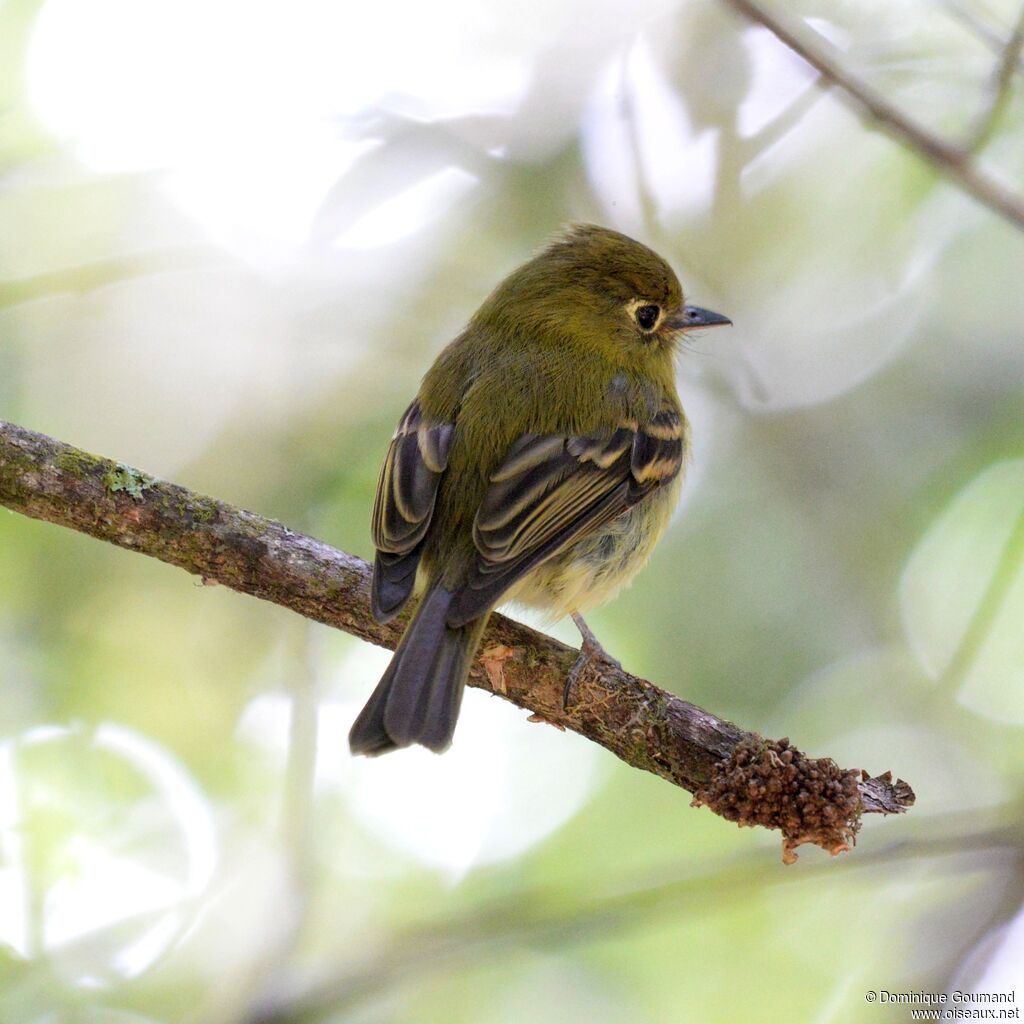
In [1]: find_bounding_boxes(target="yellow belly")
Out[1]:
[504,476,682,623]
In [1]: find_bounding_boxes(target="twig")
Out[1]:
[721,0,1024,232]
[939,0,1024,74]
[0,420,914,861]
[965,2,1024,152]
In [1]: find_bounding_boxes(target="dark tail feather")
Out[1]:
[349,586,487,756]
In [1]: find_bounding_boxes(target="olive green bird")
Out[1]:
[349,224,730,756]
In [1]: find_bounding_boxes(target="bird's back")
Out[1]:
[417,325,682,592]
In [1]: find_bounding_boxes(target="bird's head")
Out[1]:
[477,223,730,365]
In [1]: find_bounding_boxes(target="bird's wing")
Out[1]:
[446,404,684,627]
[370,400,455,622]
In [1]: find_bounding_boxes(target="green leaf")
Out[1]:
[900,459,1024,723]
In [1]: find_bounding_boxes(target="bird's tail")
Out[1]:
[349,585,488,756]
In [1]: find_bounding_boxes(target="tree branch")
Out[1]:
[0,419,914,861]
[721,0,1024,233]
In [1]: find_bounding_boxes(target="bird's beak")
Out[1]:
[665,305,732,332]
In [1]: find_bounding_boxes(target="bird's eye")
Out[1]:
[635,304,660,331]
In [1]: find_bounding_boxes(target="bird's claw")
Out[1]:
[563,613,621,709]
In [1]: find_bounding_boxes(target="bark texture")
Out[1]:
[0,420,915,860]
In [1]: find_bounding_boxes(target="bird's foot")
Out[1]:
[564,612,621,708]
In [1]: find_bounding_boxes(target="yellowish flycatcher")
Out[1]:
[349,225,730,755]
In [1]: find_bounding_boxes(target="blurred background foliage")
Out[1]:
[1,0,1023,1020]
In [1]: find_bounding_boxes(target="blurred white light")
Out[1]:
[94,723,217,894]
[629,38,718,221]
[0,743,29,957]
[582,39,717,234]
[581,57,648,234]
[955,900,1024,1014]
[239,639,603,876]
[738,26,818,138]
[26,0,529,251]
[0,722,217,983]
[43,839,185,948]
[331,166,479,250]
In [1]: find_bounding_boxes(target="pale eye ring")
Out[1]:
[635,304,660,331]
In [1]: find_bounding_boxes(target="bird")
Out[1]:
[349,224,730,756]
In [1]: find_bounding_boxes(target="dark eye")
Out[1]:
[635,304,660,331]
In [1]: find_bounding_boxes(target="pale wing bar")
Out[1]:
[370,401,455,622]
[446,407,683,627]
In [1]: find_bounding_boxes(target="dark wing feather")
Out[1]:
[446,403,684,627]
[370,401,454,622]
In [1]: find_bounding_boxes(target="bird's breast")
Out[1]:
[504,474,682,621]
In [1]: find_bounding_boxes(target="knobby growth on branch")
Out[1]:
[0,420,914,862]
